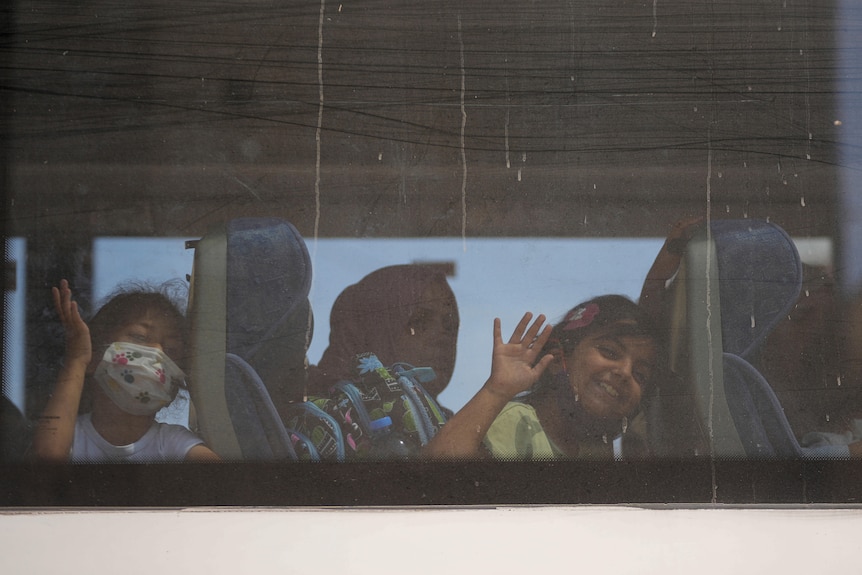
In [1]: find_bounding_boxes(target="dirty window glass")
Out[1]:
[2,0,862,505]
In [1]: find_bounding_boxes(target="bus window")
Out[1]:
[2,0,862,504]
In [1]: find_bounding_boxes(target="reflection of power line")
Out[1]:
[4,83,839,163]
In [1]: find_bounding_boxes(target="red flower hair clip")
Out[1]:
[563,303,600,331]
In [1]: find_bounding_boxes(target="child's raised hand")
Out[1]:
[641,215,706,320]
[52,279,92,367]
[485,312,555,400]
[663,215,705,255]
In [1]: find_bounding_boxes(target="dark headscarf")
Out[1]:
[308,265,459,399]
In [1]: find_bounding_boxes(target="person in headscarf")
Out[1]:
[307,265,459,414]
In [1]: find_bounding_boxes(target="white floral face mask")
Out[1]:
[93,341,185,416]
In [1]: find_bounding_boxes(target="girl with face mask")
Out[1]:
[32,280,219,463]
[423,295,663,460]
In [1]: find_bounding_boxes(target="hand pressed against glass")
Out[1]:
[52,279,92,369]
[486,312,555,399]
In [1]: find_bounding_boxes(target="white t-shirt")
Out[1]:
[71,413,204,463]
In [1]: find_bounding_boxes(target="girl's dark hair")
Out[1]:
[538,294,666,390]
[88,280,189,363]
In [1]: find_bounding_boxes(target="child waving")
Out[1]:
[424,295,662,460]
[32,280,219,463]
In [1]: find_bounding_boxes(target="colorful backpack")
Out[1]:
[284,352,448,461]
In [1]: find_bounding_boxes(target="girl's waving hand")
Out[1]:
[486,313,555,399]
[423,312,554,460]
[52,279,91,368]
[34,280,92,461]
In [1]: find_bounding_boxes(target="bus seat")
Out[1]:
[187,217,312,460]
[224,353,298,460]
[712,220,803,457]
[222,220,313,407]
[722,353,804,457]
[1,395,32,461]
[654,219,804,458]
[711,219,803,360]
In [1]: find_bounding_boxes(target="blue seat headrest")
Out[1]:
[712,219,803,358]
[225,217,312,360]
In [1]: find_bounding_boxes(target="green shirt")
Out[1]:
[483,402,565,461]
[483,401,629,460]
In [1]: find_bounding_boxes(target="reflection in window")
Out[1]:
[10,232,855,462]
[91,236,665,413]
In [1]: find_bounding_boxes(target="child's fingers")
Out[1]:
[53,283,72,321]
[507,312,534,344]
[524,325,553,364]
[521,314,547,345]
[532,324,553,351]
[53,280,82,328]
[51,286,62,316]
[492,317,503,344]
[669,216,705,240]
[69,300,82,324]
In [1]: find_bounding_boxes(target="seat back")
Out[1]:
[712,220,804,457]
[722,353,804,457]
[187,217,312,460]
[711,219,803,359]
[656,219,803,458]
[224,219,313,408]
[224,353,298,460]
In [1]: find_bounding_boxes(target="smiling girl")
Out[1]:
[423,295,662,460]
